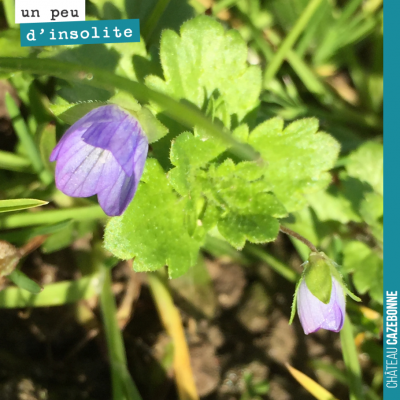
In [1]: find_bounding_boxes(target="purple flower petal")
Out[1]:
[50,104,148,216]
[80,105,144,177]
[297,277,346,335]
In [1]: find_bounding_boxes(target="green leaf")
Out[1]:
[0,219,73,245]
[248,117,340,212]
[42,222,74,254]
[104,159,201,278]
[305,254,332,304]
[8,270,42,294]
[346,141,383,195]
[306,174,365,224]
[343,241,383,303]
[360,191,383,244]
[145,15,261,121]
[0,199,48,213]
[218,212,280,250]
[0,272,101,308]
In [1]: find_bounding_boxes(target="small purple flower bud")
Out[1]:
[50,105,148,216]
[297,276,346,335]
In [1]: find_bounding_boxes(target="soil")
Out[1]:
[0,237,354,400]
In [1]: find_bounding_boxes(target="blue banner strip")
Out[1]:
[20,19,140,46]
[384,1,399,398]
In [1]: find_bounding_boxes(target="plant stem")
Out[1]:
[264,0,323,84]
[0,58,260,162]
[279,225,318,253]
[0,150,31,172]
[340,315,365,400]
[245,244,298,282]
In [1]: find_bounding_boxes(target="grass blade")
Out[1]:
[0,199,48,213]
[340,315,365,400]
[286,363,339,400]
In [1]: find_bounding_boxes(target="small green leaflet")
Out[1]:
[8,270,42,294]
[104,159,201,278]
[145,15,261,121]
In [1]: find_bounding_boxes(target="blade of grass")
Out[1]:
[0,150,31,172]
[0,205,106,229]
[5,93,53,185]
[244,244,298,282]
[98,257,142,400]
[147,271,199,400]
[264,0,323,84]
[0,199,48,213]
[0,57,259,162]
[3,0,15,28]
[142,0,172,43]
[286,363,339,400]
[340,315,365,400]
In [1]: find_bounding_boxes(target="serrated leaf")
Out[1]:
[104,159,201,278]
[8,270,42,294]
[248,117,340,212]
[171,131,225,169]
[346,141,383,195]
[217,213,280,249]
[0,199,48,213]
[145,15,261,121]
[304,257,332,304]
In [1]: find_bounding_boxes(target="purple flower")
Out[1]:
[297,276,346,335]
[50,104,148,216]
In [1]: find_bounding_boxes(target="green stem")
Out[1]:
[264,0,323,84]
[212,0,239,14]
[245,244,298,282]
[99,261,143,400]
[142,0,171,43]
[0,205,106,229]
[0,57,259,162]
[279,225,318,253]
[340,315,365,400]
